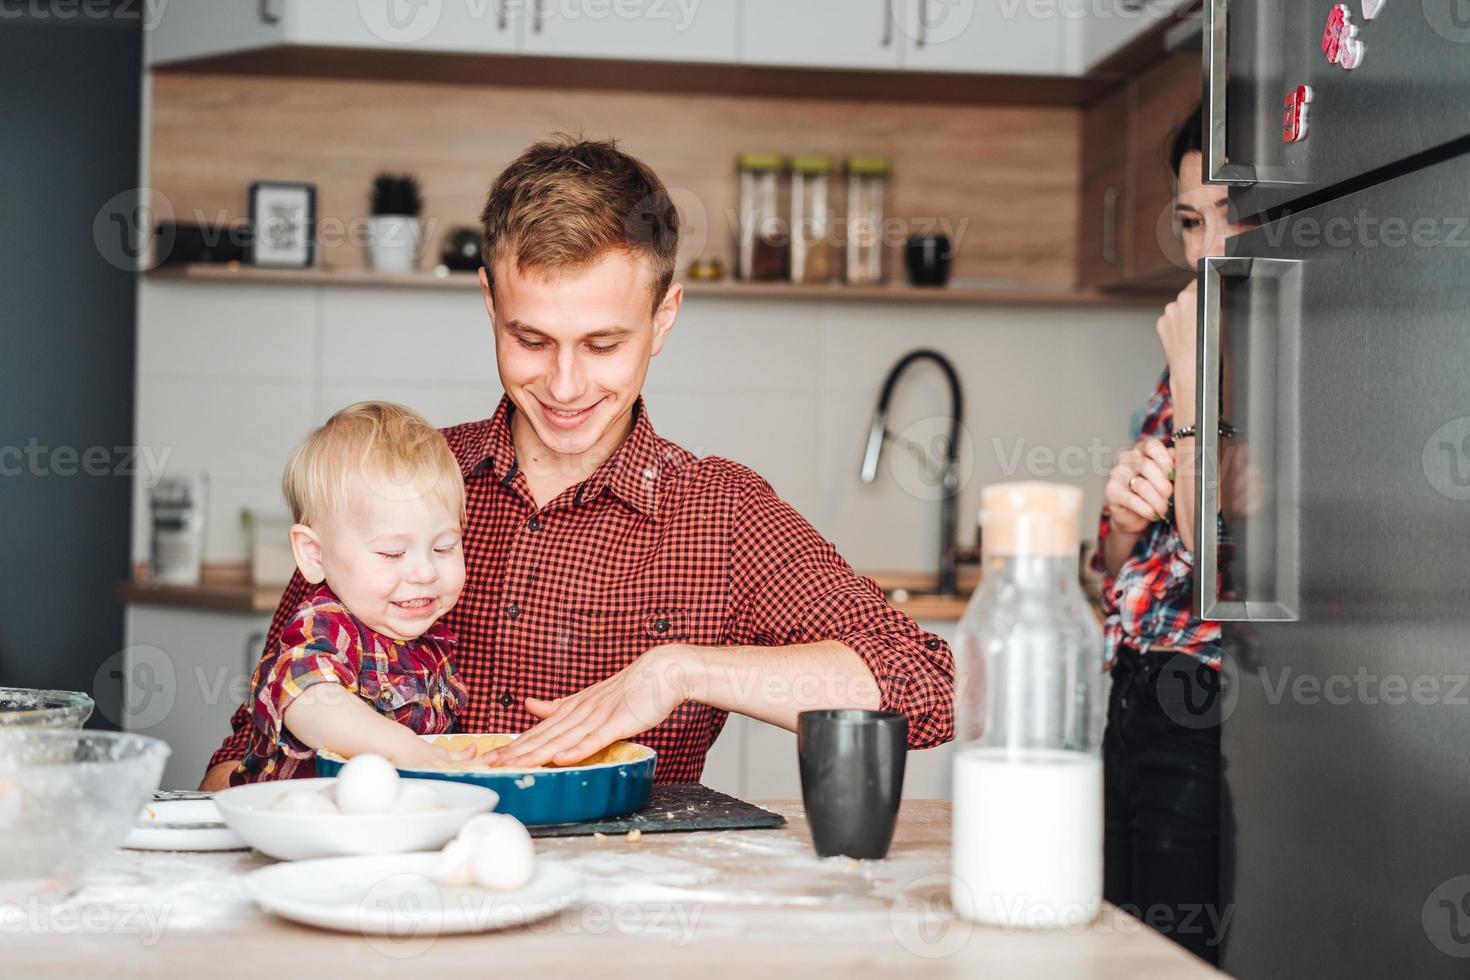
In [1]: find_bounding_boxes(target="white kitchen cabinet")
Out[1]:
[902,0,1062,75]
[740,0,905,71]
[121,605,272,790]
[146,0,523,67]
[1066,0,1191,75]
[522,0,738,63]
[144,0,285,65]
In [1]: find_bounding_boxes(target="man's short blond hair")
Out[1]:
[479,134,679,314]
[283,401,464,528]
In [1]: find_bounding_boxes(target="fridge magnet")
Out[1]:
[1283,85,1314,143]
[1322,5,1365,70]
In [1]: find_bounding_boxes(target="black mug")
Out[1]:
[797,709,908,859]
[905,233,953,287]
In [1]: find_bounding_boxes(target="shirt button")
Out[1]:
[499,692,514,707]
[653,617,670,634]
[505,601,520,620]
[924,637,942,651]
[527,515,541,531]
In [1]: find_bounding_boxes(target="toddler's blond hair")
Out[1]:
[283,401,464,528]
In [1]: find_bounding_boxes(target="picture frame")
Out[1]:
[248,181,316,268]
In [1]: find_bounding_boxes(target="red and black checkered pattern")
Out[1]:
[209,397,956,783]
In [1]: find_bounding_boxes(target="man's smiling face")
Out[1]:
[480,251,681,464]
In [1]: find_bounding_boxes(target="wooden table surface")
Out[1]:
[6,801,1225,978]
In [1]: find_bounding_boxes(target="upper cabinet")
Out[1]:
[1066,0,1194,74]
[1075,50,1200,292]
[522,0,738,63]
[740,0,903,71]
[741,0,1061,74]
[147,0,521,64]
[146,0,1188,77]
[901,0,1061,75]
[288,0,522,55]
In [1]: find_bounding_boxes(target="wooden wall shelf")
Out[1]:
[145,264,1161,308]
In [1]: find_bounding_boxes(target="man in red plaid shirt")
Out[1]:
[200,137,955,789]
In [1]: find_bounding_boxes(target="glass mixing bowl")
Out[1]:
[0,730,170,903]
[0,688,95,729]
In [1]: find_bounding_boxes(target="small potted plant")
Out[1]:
[366,172,424,272]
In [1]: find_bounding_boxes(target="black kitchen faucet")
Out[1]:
[859,349,964,597]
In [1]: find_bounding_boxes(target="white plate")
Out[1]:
[125,797,250,852]
[214,777,498,861]
[245,852,579,935]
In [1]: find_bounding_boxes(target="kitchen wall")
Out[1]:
[130,280,1164,571]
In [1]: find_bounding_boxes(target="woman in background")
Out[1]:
[1094,106,1252,966]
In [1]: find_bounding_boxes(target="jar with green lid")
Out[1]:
[736,152,788,282]
[790,154,834,284]
[845,156,890,285]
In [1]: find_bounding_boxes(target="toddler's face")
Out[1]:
[311,479,466,641]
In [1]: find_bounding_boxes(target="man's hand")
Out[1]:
[1105,437,1176,535]
[483,645,693,769]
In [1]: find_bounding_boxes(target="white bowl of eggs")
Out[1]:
[214,754,499,861]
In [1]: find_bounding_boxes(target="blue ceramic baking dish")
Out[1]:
[315,734,656,826]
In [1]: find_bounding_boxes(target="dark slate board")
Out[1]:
[526,783,786,839]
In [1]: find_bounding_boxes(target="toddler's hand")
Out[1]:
[384,739,479,770]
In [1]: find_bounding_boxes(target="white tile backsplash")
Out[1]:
[317,287,496,383]
[137,282,318,380]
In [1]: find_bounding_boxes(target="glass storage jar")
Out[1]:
[844,156,890,285]
[736,153,788,282]
[789,154,834,284]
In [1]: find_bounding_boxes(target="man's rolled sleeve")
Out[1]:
[727,472,956,749]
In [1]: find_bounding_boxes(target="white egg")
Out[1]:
[268,789,340,815]
[390,782,445,814]
[430,813,536,892]
[430,836,480,887]
[467,814,537,891]
[332,753,401,815]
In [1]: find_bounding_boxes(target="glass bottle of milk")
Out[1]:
[951,481,1105,929]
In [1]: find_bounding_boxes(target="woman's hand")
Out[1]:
[1157,280,1199,387]
[1105,437,1176,535]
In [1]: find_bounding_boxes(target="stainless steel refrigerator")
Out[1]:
[1199,1,1470,976]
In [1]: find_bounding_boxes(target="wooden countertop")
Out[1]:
[119,565,1113,626]
[117,566,981,620]
[7,801,1225,978]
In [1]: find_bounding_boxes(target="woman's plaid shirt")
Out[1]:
[1093,371,1223,669]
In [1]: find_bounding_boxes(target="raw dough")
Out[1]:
[431,812,536,891]
[424,734,649,771]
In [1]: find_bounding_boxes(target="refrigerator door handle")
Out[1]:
[1204,0,1258,186]
[1196,255,1301,623]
